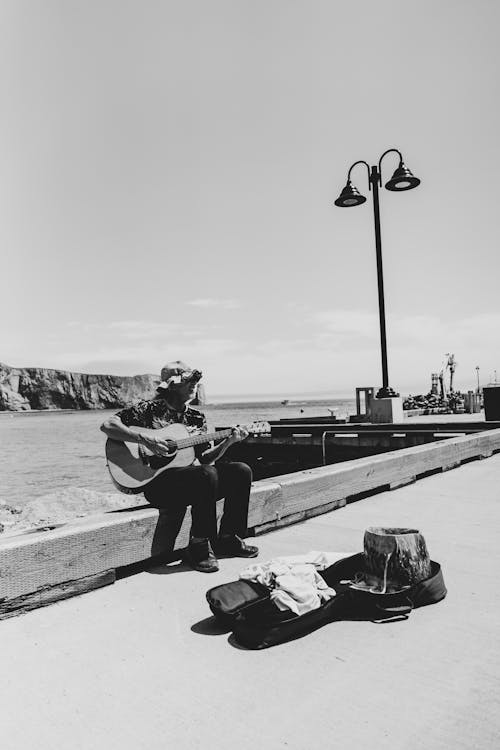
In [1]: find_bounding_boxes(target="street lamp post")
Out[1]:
[334,149,420,399]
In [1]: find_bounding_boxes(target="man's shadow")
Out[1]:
[115,505,192,578]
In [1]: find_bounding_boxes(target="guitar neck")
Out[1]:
[175,427,234,450]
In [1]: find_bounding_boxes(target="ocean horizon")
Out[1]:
[206,391,354,404]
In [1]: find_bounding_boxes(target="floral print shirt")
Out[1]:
[116,397,210,459]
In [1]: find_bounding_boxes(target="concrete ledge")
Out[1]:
[0,482,282,602]
[2,427,500,615]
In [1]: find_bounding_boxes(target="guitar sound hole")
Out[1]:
[147,441,178,469]
[165,440,177,455]
[149,455,172,470]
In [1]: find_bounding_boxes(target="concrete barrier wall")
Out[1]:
[2,427,500,618]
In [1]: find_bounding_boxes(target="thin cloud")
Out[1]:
[191,338,242,356]
[64,320,200,340]
[312,310,378,337]
[187,298,242,310]
[107,321,200,341]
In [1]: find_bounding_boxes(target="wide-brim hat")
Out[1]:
[156,360,206,405]
[157,360,193,390]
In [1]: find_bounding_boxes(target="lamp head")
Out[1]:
[385,161,420,191]
[334,180,366,207]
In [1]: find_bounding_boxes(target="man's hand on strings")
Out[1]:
[139,433,173,457]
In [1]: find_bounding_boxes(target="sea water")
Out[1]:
[0,398,355,508]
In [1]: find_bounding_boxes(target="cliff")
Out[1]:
[0,362,159,411]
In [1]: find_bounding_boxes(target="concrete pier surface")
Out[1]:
[2,452,500,750]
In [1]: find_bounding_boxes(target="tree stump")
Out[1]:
[363,527,432,593]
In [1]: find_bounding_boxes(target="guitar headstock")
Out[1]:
[246,421,271,436]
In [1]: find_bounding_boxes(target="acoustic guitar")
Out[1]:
[105,422,256,494]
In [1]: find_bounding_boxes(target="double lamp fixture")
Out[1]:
[334,148,421,399]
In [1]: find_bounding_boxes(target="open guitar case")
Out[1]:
[206,553,447,649]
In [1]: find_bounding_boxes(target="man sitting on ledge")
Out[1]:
[100,360,258,572]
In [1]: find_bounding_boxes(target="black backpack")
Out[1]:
[206,553,447,649]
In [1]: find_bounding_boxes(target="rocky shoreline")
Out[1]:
[0,488,145,536]
[0,362,159,411]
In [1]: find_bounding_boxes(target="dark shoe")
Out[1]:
[215,534,259,559]
[185,538,219,573]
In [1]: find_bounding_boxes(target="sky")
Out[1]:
[1,0,499,398]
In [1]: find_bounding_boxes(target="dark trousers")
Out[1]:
[144,461,253,543]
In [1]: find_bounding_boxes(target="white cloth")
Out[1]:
[239,550,353,616]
